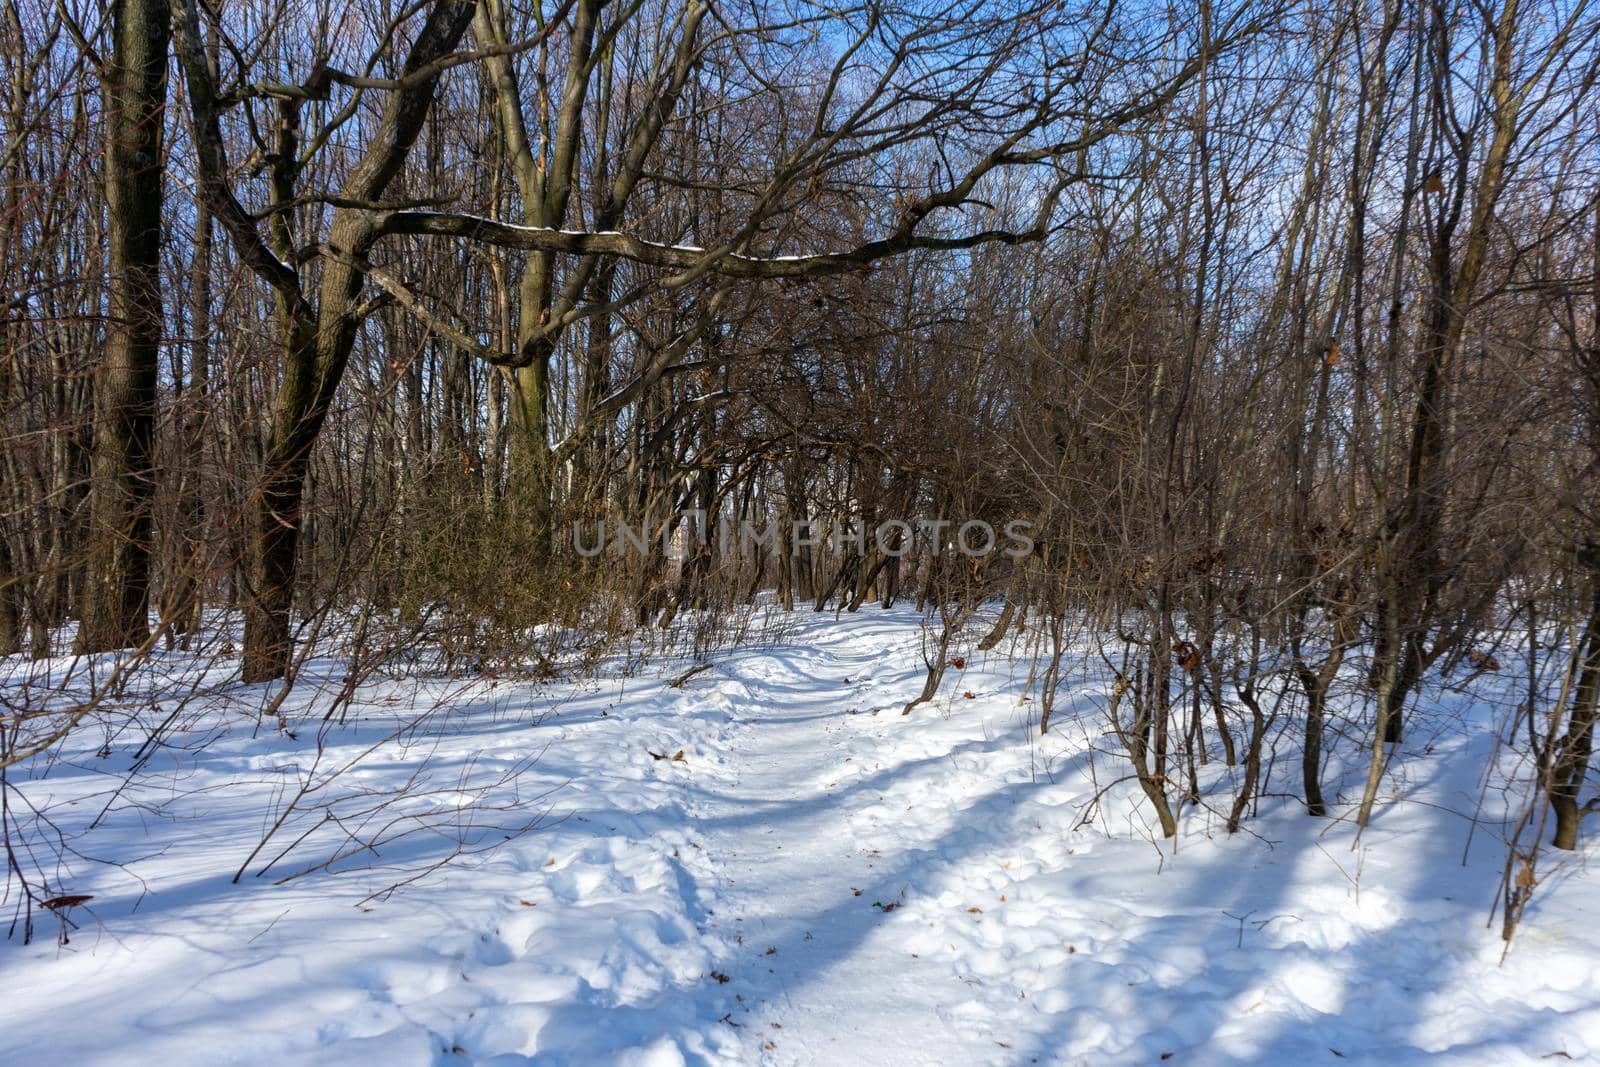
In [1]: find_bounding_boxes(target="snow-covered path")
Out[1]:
[667,615,1043,1064]
[5,607,1600,1065]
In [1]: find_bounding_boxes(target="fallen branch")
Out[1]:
[667,663,715,689]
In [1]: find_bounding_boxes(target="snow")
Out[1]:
[3,606,1599,1064]
[396,210,707,255]
[393,211,844,271]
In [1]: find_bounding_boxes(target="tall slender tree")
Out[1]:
[74,0,169,652]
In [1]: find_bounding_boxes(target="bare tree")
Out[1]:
[73,0,168,652]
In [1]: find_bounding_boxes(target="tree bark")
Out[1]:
[171,0,478,680]
[75,0,169,653]
[1552,582,1600,849]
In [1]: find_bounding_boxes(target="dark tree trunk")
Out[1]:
[76,0,169,652]
[242,444,311,682]
[1552,585,1600,850]
[0,526,19,655]
[1298,670,1329,817]
[177,0,479,680]
[167,195,212,644]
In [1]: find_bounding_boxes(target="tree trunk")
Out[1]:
[76,0,169,652]
[977,567,1023,651]
[0,526,19,655]
[1551,585,1600,850]
[191,0,479,681]
[166,194,212,644]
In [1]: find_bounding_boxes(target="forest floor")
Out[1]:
[3,606,1599,1065]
